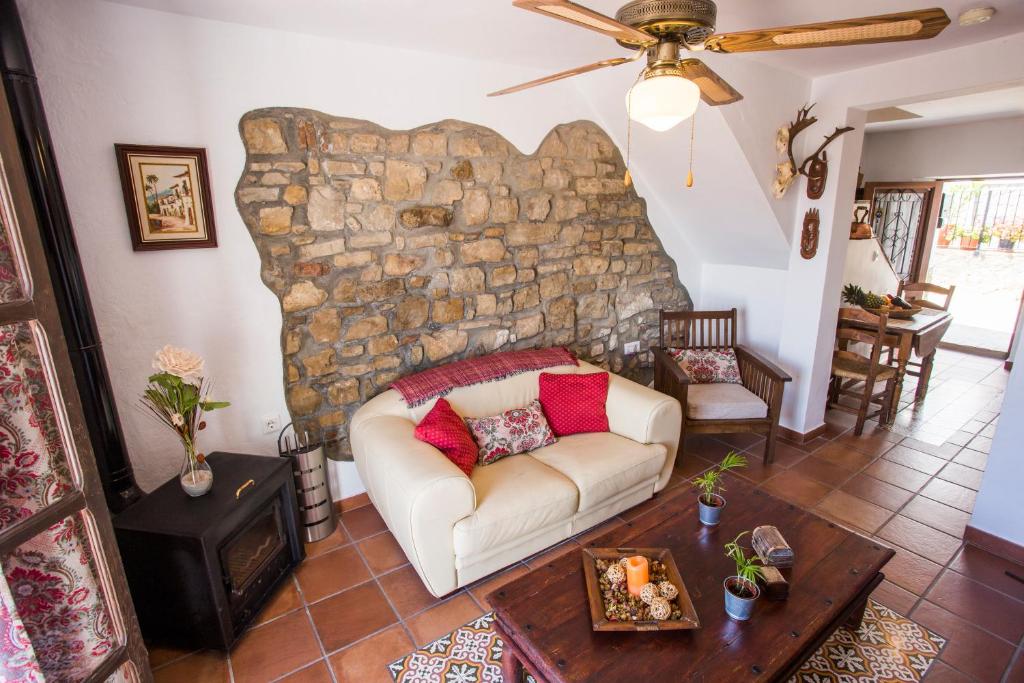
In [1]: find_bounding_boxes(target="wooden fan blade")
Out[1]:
[488,51,644,97]
[513,0,656,47]
[705,8,950,53]
[678,60,743,106]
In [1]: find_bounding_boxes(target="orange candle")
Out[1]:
[625,555,649,597]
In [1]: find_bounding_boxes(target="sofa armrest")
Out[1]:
[350,414,476,597]
[604,371,682,493]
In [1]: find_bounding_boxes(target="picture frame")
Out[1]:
[114,144,217,251]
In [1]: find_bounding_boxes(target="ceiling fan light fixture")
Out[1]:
[626,72,700,131]
[958,7,995,26]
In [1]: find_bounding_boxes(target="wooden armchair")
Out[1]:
[652,309,792,464]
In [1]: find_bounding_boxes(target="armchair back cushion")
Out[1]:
[538,371,610,436]
[413,398,478,477]
[669,348,742,384]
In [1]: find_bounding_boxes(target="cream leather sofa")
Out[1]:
[350,360,682,598]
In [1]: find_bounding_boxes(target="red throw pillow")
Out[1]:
[414,398,477,477]
[538,371,610,437]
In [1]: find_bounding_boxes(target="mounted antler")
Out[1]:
[773,104,817,199]
[799,125,855,199]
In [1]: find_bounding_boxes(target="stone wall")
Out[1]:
[235,109,691,447]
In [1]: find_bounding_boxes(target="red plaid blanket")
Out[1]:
[391,347,578,407]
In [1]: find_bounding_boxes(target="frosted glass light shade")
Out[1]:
[626,74,700,132]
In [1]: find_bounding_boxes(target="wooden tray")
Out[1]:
[864,305,922,319]
[581,547,700,632]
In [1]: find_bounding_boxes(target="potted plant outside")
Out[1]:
[692,452,747,526]
[723,531,764,621]
[936,224,954,248]
[961,229,981,250]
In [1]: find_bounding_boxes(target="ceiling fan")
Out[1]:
[489,0,951,131]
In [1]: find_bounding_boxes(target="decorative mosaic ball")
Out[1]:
[658,581,679,601]
[605,563,626,585]
[639,582,660,605]
[618,557,629,569]
[649,596,671,620]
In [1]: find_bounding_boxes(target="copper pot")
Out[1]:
[850,206,872,239]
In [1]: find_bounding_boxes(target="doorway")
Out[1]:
[928,178,1024,356]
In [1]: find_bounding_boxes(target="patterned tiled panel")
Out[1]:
[3,512,122,681]
[0,322,77,530]
[0,187,27,303]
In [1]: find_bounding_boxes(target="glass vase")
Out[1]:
[179,448,213,497]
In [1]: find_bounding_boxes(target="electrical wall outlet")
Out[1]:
[624,341,641,355]
[262,415,280,434]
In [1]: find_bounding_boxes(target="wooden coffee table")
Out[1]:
[488,475,894,682]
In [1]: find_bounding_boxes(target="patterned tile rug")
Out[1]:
[388,600,946,683]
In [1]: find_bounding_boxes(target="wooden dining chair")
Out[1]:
[830,308,898,435]
[892,281,955,395]
[898,281,955,311]
[652,309,791,464]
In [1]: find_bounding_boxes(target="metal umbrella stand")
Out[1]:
[278,424,338,543]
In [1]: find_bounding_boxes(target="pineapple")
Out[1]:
[863,292,888,309]
[842,283,866,306]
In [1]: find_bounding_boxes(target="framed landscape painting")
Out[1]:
[115,144,217,251]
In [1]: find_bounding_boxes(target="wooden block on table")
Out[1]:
[753,525,794,568]
[760,566,789,601]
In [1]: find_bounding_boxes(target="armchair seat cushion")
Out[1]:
[453,454,578,561]
[531,433,667,513]
[686,383,768,420]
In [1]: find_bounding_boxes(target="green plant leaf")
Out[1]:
[200,400,230,410]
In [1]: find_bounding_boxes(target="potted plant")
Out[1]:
[692,451,747,526]
[961,228,981,250]
[140,346,230,497]
[723,531,764,621]
[936,224,954,248]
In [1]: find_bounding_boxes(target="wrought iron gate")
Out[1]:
[870,188,931,281]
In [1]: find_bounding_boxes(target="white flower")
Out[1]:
[171,413,184,427]
[153,345,204,383]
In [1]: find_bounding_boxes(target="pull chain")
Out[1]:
[624,92,633,189]
[686,109,696,188]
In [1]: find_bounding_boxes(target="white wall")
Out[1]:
[842,239,899,299]
[862,116,1024,182]
[699,264,787,359]
[19,0,613,494]
[970,312,1024,546]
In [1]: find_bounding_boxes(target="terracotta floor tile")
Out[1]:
[766,440,808,468]
[683,435,736,462]
[864,459,931,492]
[790,456,856,487]
[777,435,831,454]
[967,435,992,453]
[328,625,413,683]
[378,565,442,618]
[342,504,388,540]
[525,540,579,569]
[922,660,975,682]
[296,544,371,603]
[231,610,322,683]
[405,593,484,647]
[936,462,984,491]
[760,470,832,509]
[674,453,714,479]
[813,442,878,472]
[920,479,976,513]
[901,497,970,538]
[358,531,409,575]
[952,448,987,471]
[815,490,892,534]
[148,644,197,670]
[926,570,1024,643]
[153,650,229,683]
[733,458,786,484]
[883,445,947,475]
[253,577,303,626]
[876,516,962,565]
[948,545,1024,601]
[277,660,333,683]
[899,437,963,460]
[841,473,915,511]
[714,432,765,450]
[470,565,533,610]
[911,601,1015,682]
[883,548,943,596]
[308,581,398,652]
[304,524,351,559]
[872,579,918,616]
[831,427,901,456]
[1006,654,1024,683]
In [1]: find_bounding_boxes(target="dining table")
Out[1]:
[843,306,953,417]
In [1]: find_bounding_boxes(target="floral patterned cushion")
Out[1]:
[464,399,557,466]
[668,348,742,384]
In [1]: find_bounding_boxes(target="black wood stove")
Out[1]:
[114,452,304,650]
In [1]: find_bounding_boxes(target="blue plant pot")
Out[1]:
[723,577,760,621]
[698,494,725,526]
